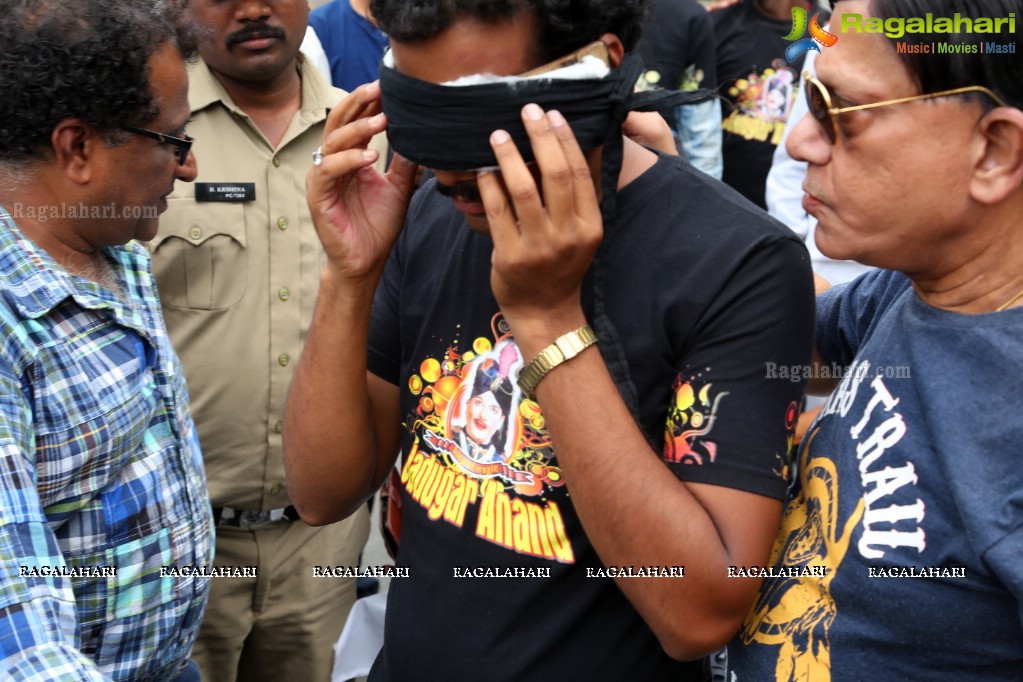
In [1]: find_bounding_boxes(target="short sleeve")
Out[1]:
[815,268,912,367]
[367,185,434,386]
[662,236,815,500]
[367,243,403,386]
[687,3,717,88]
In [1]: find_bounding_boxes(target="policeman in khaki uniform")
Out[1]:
[149,1,376,680]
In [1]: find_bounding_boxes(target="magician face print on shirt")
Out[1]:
[400,321,574,564]
[723,60,799,145]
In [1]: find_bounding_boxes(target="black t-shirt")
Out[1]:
[367,153,815,681]
[638,0,718,95]
[713,1,825,208]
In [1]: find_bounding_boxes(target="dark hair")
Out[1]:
[869,0,1022,110]
[369,0,651,63]
[0,0,198,163]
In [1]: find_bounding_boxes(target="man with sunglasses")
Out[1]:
[283,0,817,679]
[0,1,212,680]
[148,1,380,680]
[728,1,1023,679]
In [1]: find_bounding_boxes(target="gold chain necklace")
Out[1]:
[995,284,1023,312]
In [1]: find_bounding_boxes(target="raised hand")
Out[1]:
[306,81,418,282]
[478,103,603,339]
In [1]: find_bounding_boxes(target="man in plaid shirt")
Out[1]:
[0,1,213,679]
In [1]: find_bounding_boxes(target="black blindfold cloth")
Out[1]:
[382,61,614,171]
[380,51,710,434]
[379,51,705,171]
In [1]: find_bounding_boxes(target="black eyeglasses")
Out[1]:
[802,70,1006,145]
[122,125,194,165]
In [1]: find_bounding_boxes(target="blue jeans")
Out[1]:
[676,99,723,179]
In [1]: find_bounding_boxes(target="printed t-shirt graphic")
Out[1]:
[400,319,736,565]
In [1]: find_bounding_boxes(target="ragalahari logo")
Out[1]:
[782,6,838,62]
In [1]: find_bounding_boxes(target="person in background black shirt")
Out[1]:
[713,0,828,207]
[638,0,723,177]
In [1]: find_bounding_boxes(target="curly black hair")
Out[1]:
[369,0,652,64]
[0,0,198,163]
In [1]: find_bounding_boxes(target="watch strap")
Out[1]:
[517,324,598,400]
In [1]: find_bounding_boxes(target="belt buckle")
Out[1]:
[218,507,292,529]
[238,510,273,528]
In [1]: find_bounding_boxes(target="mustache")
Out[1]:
[227,23,286,48]
[434,178,482,204]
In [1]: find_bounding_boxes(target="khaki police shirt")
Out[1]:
[150,56,369,511]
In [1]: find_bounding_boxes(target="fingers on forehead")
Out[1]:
[325,83,382,133]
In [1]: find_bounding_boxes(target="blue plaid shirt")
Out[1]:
[0,207,212,681]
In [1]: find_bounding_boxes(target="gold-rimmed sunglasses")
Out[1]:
[802,70,1006,144]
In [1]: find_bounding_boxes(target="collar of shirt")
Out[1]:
[188,53,341,128]
[0,207,153,335]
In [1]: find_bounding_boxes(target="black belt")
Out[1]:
[212,505,301,528]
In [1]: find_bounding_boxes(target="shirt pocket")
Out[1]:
[150,199,248,310]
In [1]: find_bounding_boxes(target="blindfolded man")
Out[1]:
[284,1,816,679]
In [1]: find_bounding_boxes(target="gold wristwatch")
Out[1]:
[517,324,598,400]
